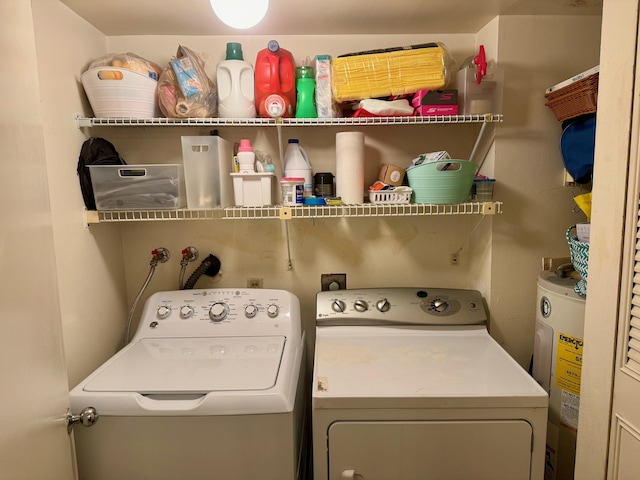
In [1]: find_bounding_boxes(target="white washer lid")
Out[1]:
[313,326,547,408]
[84,336,285,394]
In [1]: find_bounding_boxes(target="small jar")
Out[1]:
[280,177,305,205]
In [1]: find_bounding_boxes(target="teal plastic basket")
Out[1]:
[566,225,589,296]
[406,160,478,204]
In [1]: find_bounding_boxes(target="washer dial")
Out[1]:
[156,305,171,319]
[209,302,229,322]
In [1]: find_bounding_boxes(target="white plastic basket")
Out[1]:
[369,190,412,204]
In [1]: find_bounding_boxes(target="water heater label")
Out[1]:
[555,332,583,396]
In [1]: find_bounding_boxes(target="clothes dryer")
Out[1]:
[312,287,548,480]
[70,288,306,480]
[532,270,586,480]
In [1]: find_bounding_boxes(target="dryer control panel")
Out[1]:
[316,287,487,326]
[132,288,301,340]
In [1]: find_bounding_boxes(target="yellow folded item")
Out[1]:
[574,192,592,221]
[332,43,454,102]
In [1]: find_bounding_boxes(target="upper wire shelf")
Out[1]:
[75,114,503,128]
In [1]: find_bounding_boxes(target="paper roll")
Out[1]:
[336,132,365,204]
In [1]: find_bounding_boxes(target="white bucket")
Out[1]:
[81,67,158,118]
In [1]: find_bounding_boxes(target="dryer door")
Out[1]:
[328,420,532,480]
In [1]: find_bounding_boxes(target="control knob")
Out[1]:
[331,299,346,313]
[209,302,229,322]
[180,305,195,319]
[156,305,171,319]
[245,304,258,318]
[376,298,391,312]
[354,299,368,312]
[431,299,449,313]
[266,304,279,318]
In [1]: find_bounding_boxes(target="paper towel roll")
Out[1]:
[336,132,365,204]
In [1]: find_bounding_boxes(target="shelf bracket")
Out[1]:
[84,209,100,225]
[75,114,92,128]
[482,202,497,215]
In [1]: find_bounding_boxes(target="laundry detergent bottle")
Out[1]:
[255,40,296,118]
[217,42,256,118]
[295,66,317,118]
[284,139,312,197]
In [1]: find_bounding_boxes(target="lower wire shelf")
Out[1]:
[84,202,501,225]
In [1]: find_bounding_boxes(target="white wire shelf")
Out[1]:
[75,114,503,128]
[84,202,502,224]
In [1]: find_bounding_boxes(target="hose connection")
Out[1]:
[151,248,170,266]
[181,246,199,266]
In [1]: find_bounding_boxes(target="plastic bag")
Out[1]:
[157,45,217,118]
[86,52,162,80]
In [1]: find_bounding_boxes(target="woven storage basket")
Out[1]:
[545,73,598,122]
[566,225,589,296]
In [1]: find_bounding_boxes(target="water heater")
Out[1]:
[532,270,586,480]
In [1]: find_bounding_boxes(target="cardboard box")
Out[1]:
[378,164,406,186]
[412,89,458,116]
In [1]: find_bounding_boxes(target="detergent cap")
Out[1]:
[238,139,253,152]
[268,40,280,53]
[288,138,300,144]
[225,42,244,61]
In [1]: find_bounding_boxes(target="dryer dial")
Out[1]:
[209,302,228,322]
[376,298,391,312]
[331,299,346,313]
[354,299,368,312]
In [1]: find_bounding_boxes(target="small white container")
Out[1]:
[230,172,274,207]
[280,177,305,205]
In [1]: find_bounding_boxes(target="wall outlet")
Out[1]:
[246,278,263,288]
[321,273,347,291]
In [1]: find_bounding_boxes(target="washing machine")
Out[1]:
[69,288,306,480]
[532,270,586,480]
[312,287,548,480]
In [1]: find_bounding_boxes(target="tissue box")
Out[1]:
[411,89,458,116]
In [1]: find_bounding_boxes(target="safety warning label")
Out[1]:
[555,332,583,396]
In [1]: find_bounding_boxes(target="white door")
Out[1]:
[606,13,640,475]
[0,0,77,478]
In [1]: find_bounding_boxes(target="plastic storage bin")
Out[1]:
[456,67,504,114]
[407,160,478,204]
[230,172,275,207]
[89,164,185,210]
[369,190,412,204]
[181,135,234,209]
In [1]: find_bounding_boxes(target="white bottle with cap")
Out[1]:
[237,139,255,173]
[284,139,312,197]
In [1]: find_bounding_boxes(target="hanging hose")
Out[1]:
[183,254,221,289]
[178,247,198,289]
[124,248,169,345]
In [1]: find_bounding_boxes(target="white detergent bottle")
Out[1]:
[237,139,255,173]
[217,42,256,118]
[284,139,313,197]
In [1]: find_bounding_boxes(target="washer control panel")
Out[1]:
[133,288,300,340]
[316,288,487,326]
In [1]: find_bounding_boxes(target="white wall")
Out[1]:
[31,3,602,390]
[32,0,129,388]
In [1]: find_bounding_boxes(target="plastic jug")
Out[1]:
[295,66,317,118]
[236,139,255,173]
[284,139,312,197]
[255,40,296,118]
[217,42,256,118]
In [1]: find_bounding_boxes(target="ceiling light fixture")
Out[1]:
[210,0,269,29]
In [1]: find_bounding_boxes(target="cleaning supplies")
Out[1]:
[216,42,256,118]
[236,139,255,173]
[284,139,312,197]
[255,40,296,118]
[295,66,317,118]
